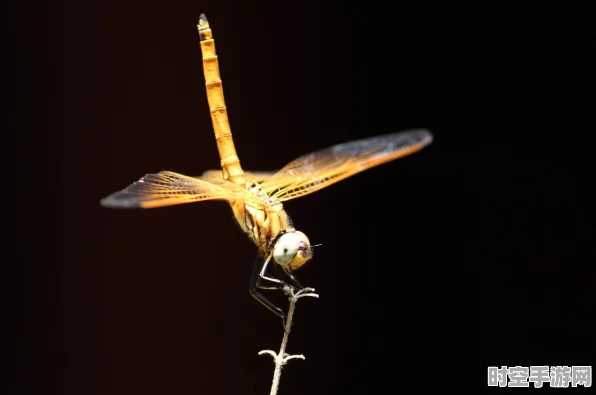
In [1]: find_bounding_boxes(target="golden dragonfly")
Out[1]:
[101,14,433,320]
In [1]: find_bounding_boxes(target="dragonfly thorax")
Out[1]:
[247,183,278,206]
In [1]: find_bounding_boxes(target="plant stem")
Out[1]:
[258,287,318,395]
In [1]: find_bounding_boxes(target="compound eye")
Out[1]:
[273,231,311,269]
[273,233,300,266]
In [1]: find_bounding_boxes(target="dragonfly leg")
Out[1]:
[283,268,303,290]
[249,253,287,327]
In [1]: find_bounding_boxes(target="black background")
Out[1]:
[15,1,595,394]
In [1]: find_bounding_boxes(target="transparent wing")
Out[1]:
[258,129,433,201]
[100,170,260,209]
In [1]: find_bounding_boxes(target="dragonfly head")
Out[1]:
[273,231,312,270]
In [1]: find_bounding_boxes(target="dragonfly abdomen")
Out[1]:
[197,14,245,186]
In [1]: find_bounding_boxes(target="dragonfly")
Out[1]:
[101,14,433,321]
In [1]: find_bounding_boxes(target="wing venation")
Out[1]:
[258,129,433,201]
[100,170,258,209]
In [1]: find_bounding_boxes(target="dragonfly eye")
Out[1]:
[273,231,312,270]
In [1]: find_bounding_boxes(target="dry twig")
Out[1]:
[258,287,319,395]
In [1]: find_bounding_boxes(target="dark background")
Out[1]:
[15,1,595,394]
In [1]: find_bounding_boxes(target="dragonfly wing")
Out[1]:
[101,170,258,209]
[259,129,433,201]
